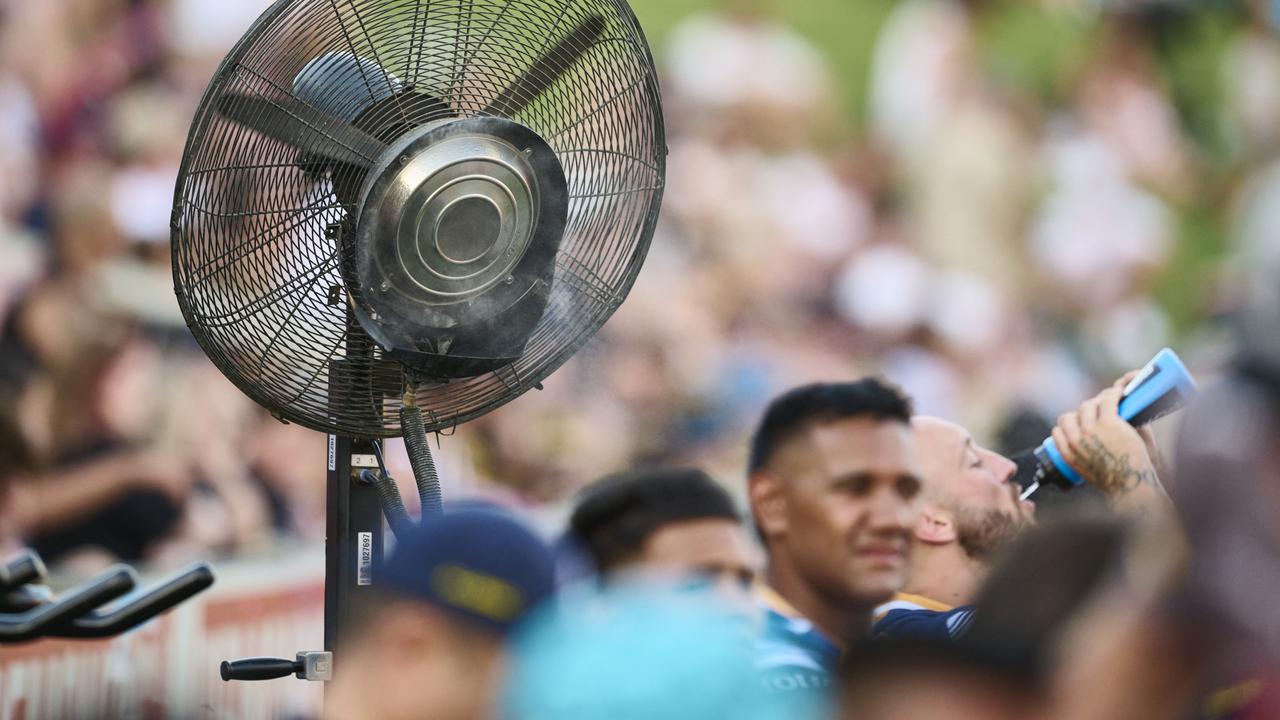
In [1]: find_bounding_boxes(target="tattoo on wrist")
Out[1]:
[1075,436,1157,495]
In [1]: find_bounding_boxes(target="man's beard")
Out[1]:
[953,506,1025,560]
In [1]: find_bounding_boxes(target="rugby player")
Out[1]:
[568,466,760,600]
[746,379,924,696]
[876,374,1170,639]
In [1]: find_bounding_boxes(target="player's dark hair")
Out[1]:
[569,467,739,573]
[747,378,913,474]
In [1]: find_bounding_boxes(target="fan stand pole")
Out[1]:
[323,434,384,652]
[219,433,384,684]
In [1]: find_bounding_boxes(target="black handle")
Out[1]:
[46,563,215,639]
[220,657,302,681]
[0,566,136,643]
[0,551,47,593]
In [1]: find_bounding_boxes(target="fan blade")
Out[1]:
[481,15,606,117]
[215,93,387,168]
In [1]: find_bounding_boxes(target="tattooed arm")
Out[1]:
[1073,435,1160,495]
[1052,383,1171,518]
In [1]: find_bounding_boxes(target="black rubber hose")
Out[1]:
[361,469,412,538]
[399,405,442,514]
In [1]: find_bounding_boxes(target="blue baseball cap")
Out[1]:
[380,506,556,636]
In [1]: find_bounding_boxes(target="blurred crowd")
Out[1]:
[474,0,1280,503]
[0,0,1278,574]
[0,0,355,567]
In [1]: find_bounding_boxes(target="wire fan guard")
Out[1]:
[172,0,665,437]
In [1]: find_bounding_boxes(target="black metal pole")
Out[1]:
[324,434,384,654]
[324,217,388,657]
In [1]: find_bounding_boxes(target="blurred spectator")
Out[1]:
[4,326,190,565]
[1222,6,1280,154]
[1234,156,1280,311]
[324,506,556,720]
[838,636,1041,720]
[1072,14,1197,201]
[832,243,931,341]
[1029,126,1174,315]
[566,466,760,601]
[0,0,1275,718]
[664,7,835,146]
[993,405,1054,460]
[746,380,921,702]
[869,0,1036,297]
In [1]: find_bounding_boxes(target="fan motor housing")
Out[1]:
[348,117,568,378]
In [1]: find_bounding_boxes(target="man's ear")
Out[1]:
[915,505,956,545]
[748,471,788,541]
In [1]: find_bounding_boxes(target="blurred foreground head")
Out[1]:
[324,507,555,720]
[568,466,759,599]
[839,636,1040,720]
[965,514,1131,678]
[1172,289,1280,665]
[503,587,809,720]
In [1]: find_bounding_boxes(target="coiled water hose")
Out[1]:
[364,442,411,538]
[400,393,443,515]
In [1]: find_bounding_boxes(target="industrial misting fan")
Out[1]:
[169,0,664,683]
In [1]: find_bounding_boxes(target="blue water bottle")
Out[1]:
[1022,348,1197,499]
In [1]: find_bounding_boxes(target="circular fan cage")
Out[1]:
[172,0,665,438]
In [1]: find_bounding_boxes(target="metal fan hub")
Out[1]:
[350,116,568,367]
[361,121,540,302]
[434,196,501,263]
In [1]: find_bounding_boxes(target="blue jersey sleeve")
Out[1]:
[873,606,975,640]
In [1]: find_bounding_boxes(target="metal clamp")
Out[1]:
[296,651,333,681]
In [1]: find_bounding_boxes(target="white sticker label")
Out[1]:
[328,435,337,471]
[1123,361,1157,397]
[357,532,373,586]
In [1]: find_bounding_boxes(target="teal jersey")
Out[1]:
[754,586,840,699]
